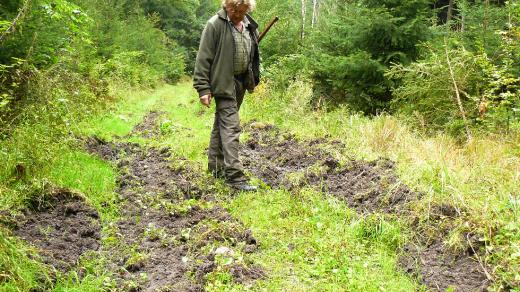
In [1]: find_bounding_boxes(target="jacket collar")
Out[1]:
[217,8,258,30]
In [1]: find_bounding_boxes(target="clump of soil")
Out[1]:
[241,122,490,291]
[11,189,101,272]
[400,239,490,291]
[241,124,419,213]
[87,130,263,290]
[241,124,331,188]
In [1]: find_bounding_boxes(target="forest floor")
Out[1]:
[1,82,518,291]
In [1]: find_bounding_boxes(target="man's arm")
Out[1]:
[193,21,216,98]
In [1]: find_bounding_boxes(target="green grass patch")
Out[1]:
[152,83,214,162]
[0,230,52,291]
[77,85,172,139]
[227,188,418,291]
[46,150,119,222]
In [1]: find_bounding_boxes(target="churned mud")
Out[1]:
[400,238,489,291]
[2,110,489,290]
[129,111,165,138]
[241,123,419,214]
[84,116,263,290]
[240,122,489,291]
[10,189,101,272]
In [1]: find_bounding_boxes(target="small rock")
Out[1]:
[215,246,233,255]
[250,122,267,130]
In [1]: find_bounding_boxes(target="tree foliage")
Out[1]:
[387,0,519,135]
[0,0,518,137]
[0,0,187,136]
[141,0,219,73]
[307,0,432,113]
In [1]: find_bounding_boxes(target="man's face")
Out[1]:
[226,3,249,23]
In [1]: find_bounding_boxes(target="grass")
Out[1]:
[0,232,51,291]
[227,188,417,291]
[47,150,119,221]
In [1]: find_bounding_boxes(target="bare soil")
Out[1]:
[400,238,489,291]
[240,122,490,291]
[11,189,101,272]
[129,111,165,138]
[83,113,263,291]
[241,123,419,213]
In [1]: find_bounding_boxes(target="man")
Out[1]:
[193,0,260,191]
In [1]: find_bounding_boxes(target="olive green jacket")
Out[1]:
[193,9,260,99]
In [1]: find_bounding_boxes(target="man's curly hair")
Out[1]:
[221,0,256,12]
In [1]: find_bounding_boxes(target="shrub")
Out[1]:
[386,41,481,136]
[387,1,520,136]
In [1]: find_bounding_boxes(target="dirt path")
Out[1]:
[6,112,263,291]
[86,113,263,290]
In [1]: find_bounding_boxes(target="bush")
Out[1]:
[0,0,186,135]
[263,54,309,92]
[386,41,481,135]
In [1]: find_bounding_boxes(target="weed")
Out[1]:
[144,223,167,242]
[124,250,149,272]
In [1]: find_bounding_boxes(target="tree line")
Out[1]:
[254,0,518,137]
[0,0,518,139]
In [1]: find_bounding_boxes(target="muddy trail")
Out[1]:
[83,113,263,290]
[1,110,491,291]
[240,122,490,291]
[2,112,263,291]
[241,122,419,214]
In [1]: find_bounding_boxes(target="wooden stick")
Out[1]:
[258,16,279,43]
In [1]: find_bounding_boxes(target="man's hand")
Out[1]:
[200,93,212,107]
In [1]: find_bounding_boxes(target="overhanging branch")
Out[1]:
[0,0,31,44]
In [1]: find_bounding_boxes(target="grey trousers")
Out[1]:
[208,77,247,183]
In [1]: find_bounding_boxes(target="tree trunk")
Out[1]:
[301,0,306,40]
[444,38,472,141]
[446,0,455,22]
[312,0,319,28]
